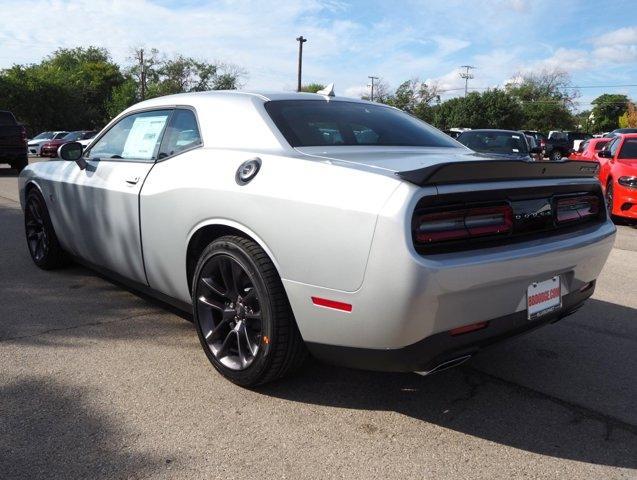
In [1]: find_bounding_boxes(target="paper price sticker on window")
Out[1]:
[122,115,169,160]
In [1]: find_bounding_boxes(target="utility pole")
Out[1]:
[459,65,475,97]
[296,36,307,92]
[368,76,379,101]
[139,48,146,100]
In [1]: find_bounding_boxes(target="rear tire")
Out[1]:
[192,235,307,387]
[24,189,70,269]
[549,150,563,162]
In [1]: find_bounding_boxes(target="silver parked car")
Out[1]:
[19,91,615,386]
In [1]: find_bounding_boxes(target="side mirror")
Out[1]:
[529,146,542,154]
[58,142,86,169]
[597,149,612,158]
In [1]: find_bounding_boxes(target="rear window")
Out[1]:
[0,111,16,126]
[264,100,458,148]
[593,140,609,151]
[619,138,637,159]
[457,131,529,155]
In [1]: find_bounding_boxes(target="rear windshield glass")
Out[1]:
[264,100,458,148]
[0,111,16,126]
[457,131,528,155]
[619,138,637,159]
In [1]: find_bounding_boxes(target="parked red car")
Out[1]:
[40,130,96,158]
[597,133,637,220]
[569,137,610,161]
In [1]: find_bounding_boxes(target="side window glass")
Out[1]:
[608,138,620,156]
[87,110,172,161]
[158,109,202,159]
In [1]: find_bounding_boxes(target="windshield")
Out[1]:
[457,131,529,155]
[265,100,458,148]
[63,131,83,141]
[33,131,53,140]
[53,132,69,139]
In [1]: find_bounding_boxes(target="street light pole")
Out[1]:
[296,36,307,92]
[368,76,379,101]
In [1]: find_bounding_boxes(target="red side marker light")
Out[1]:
[311,297,353,312]
[449,321,488,336]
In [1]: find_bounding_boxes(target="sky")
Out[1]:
[1,0,637,110]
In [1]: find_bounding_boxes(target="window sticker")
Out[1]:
[122,115,168,159]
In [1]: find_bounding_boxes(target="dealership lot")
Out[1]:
[1,163,636,479]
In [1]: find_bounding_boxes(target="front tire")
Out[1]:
[24,189,69,269]
[192,235,307,386]
[549,150,563,162]
[606,180,615,220]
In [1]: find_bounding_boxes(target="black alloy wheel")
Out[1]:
[196,254,263,371]
[606,180,614,218]
[192,236,307,386]
[24,189,68,269]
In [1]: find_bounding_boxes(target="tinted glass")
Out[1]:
[457,131,529,155]
[87,110,172,161]
[265,100,458,148]
[32,131,53,140]
[0,111,15,126]
[158,109,202,158]
[593,140,609,151]
[619,138,637,159]
[53,132,69,139]
[608,138,620,156]
[62,131,84,141]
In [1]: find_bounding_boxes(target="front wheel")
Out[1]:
[606,180,615,219]
[549,150,563,162]
[24,189,69,269]
[192,235,307,386]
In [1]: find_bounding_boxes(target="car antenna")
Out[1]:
[317,83,335,98]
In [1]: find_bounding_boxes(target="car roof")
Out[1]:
[124,90,374,113]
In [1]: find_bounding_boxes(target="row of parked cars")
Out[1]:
[0,109,97,172]
[446,127,635,222]
[28,130,96,156]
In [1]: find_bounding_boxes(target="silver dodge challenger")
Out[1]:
[19,90,615,386]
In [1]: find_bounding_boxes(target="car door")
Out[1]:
[598,137,621,191]
[54,108,173,284]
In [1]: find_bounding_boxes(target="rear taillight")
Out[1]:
[540,139,546,147]
[415,205,513,244]
[555,195,599,224]
[20,126,27,144]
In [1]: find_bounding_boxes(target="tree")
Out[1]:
[506,68,576,132]
[431,89,523,130]
[618,102,637,128]
[0,46,125,132]
[129,48,247,100]
[360,78,391,103]
[591,94,629,132]
[300,83,325,93]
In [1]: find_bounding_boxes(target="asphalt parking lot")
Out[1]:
[1,161,636,479]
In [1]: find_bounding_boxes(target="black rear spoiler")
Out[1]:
[396,160,599,186]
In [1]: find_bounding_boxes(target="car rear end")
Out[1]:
[299,162,615,374]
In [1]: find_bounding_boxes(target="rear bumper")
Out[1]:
[306,283,595,372]
[0,147,27,161]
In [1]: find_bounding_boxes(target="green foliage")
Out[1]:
[300,83,326,93]
[618,102,637,128]
[505,69,575,131]
[591,94,629,132]
[0,47,125,133]
[430,89,523,130]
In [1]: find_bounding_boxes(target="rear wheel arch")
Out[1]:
[186,222,282,296]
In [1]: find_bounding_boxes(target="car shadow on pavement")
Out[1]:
[261,299,637,470]
[0,377,171,480]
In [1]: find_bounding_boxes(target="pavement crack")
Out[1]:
[0,311,160,343]
[465,366,637,438]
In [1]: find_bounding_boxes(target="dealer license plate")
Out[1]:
[527,276,562,320]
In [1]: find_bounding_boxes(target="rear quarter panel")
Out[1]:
[139,148,402,303]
